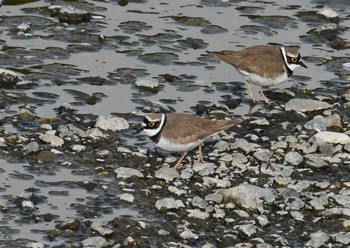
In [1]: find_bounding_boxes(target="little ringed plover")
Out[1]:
[208,45,307,104]
[142,113,242,168]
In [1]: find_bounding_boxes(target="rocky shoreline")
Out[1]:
[1,92,349,247]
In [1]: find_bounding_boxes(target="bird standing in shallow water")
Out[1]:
[141,113,242,168]
[208,45,307,104]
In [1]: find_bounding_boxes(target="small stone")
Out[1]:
[249,118,269,126]
[220,183,277,212]
[322,208,350,218]
[155,197,185,210]
[0,68,19,84]
[332,195,350,208]
[135,79,159,88]
[18,109,35,121]
[91,222,114,236]
[234,224,257,238]
[305,154,328,168]
[219,154,233,163]
[285,98,331,112]
[22,141,40,155]
[119,193,135,203]
[305,231,330,248]
[284,197,305,210]
[39,133,64,147]
[310,131,350,145]
[304,115,327,131]
[95,116,129,131]
[326,114,342,131]
[205,192,223,203]
[192,162,215,176]
[271,141,288,151]
[202,177,231,188]
[260,163,293,177]
[40,124,52,130]
[25,243,45,248]
[114,167,144,179]
[231,138,259,153]
[71,144,86,152]
[253,149,271,162]
[257,215,269,226]
[284,151,303,165]
[179,229,199,240]
[187,209,210,219]
[333,232,350,245]
[192,196,208,209]
[81,236,108,248]
[86,127,108,140]
[155,167,179,182]
[213,140,230,152]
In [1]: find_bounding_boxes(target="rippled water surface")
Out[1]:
[0,0,349,246]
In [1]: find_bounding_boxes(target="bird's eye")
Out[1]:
[291,57,298,63]
[148,122,155,127]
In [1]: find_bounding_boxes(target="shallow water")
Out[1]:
[0,0,349,246]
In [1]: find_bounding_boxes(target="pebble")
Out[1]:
[305,154,328,168]
[71,144,86,152]
[81,236,108,248]
[155,167,179,182]
[187,209,210,219]
[39,133,64,147]
[95,116,129,131]
[249,118,270,126]
[304,115,326,131]
[213,140,230,152]
[333,232,350,245]
[91,222,114,236]
[119,193,135,203]
[86,128,107,139]
[192,196,208,209]
[332,195,350,208]
[220,183,277,212]
[231,138,259,153]
[135,79,159,88]
[285,98,331,112]
[234,224,257,238]
[192,162,215,176]
[305,231,330,248]
[114,167,144,179]
[179,229,199,240]
[155,197,185,210]
[284,151,303,165]
[253,149,271,162]
[310,131,350,145]
[22,141,40,155]
[260,163,293,177]
[202,177,231,188]
[25,243,44,248]
[205,192,223,203]
[0,68,19,84]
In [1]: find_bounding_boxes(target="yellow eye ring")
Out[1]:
[291,57,298,63]
[148,122,155,127]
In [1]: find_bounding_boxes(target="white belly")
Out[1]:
[155,136,201,152]
[239,70,288,87]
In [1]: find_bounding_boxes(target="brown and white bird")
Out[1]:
[208,45,307,104]
[141,113,241,168]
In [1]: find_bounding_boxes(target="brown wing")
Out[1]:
[209,45,286,78]
[164,113,241,144]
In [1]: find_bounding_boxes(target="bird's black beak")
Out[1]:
[300,60,307,68]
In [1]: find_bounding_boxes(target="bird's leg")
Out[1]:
[197,144,204,163]
[258,86,271,105]
[173,151,187,169]
[245,80,258,103]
